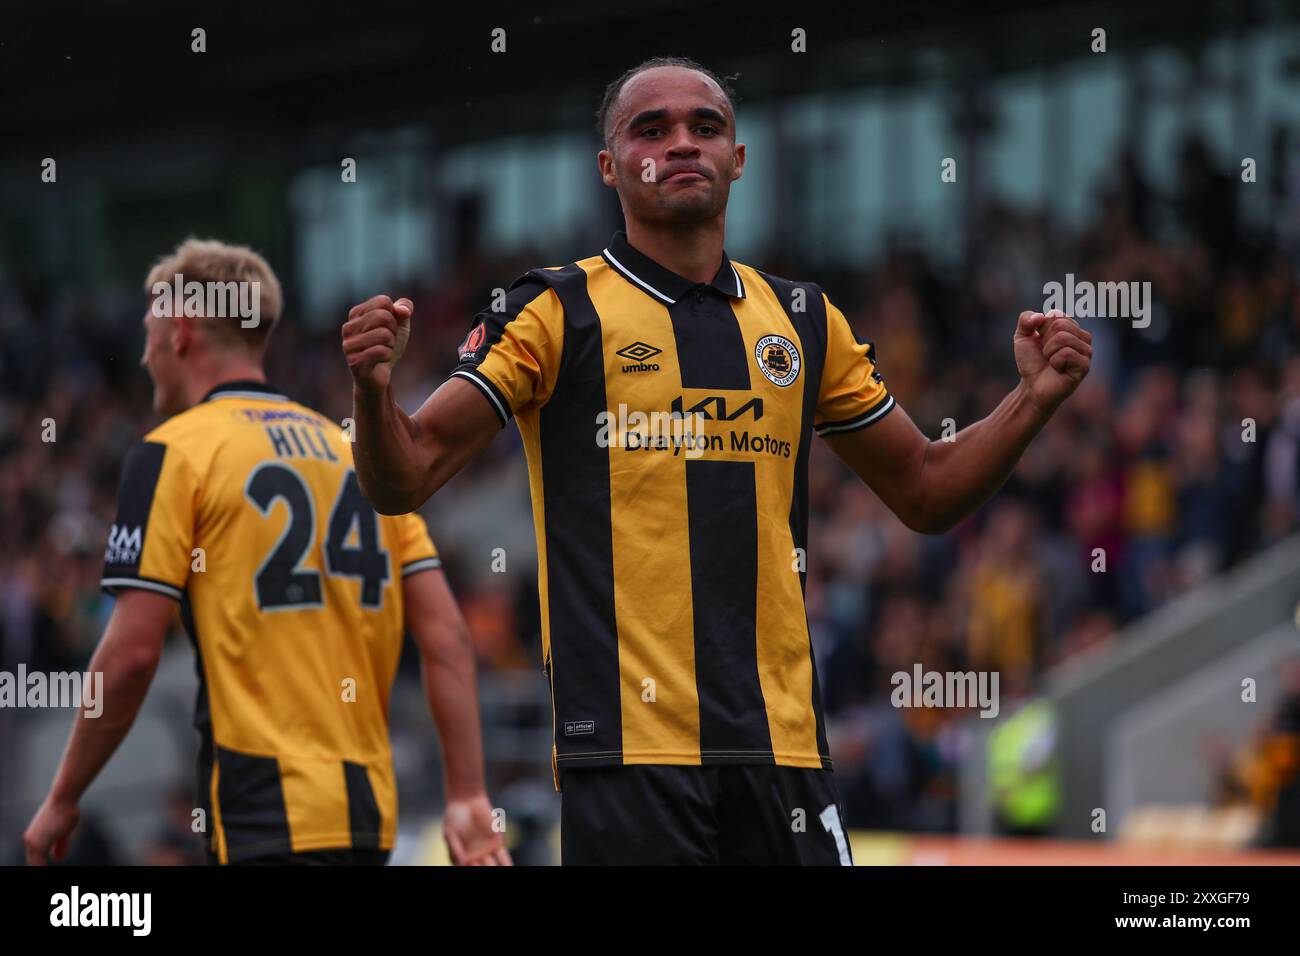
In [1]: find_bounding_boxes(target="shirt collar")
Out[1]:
[601,231,746,305]
[202,380,290,403]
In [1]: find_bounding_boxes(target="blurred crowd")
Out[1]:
[2,133,1299,846]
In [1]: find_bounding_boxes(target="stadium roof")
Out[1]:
[2,0,1274,153]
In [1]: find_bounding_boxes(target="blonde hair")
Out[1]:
[145,238,283,352]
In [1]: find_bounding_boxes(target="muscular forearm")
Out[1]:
[421,634,489,802]
[49,645,160,805]
[914,381,1052,533]
[351,384,433,514]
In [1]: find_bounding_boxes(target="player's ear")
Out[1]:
[597,148,618,188]
[731,142,745,182]
[171,312,195,356]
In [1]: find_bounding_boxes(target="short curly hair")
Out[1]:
[595,56,739,149]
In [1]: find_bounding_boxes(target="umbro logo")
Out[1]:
[616,341,662,373]
[616,342,661,362]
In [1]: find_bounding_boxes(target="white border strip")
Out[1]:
[101,577,183,600]
[209,391,290,402]
[451,369,510,424]
[730,262,745,298]
[602,248,676,304]
[401,557,443,576]
[815,395,896,435]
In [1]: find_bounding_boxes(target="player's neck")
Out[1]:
[623,219,726,286]
[183,359,267,409]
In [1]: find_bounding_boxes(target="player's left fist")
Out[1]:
[1013,308,1092,414]
[24,795,79,865]
[443,794,513,866]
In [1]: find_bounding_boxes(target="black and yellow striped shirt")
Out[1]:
[453,231,894,783]
[101,381,440,862]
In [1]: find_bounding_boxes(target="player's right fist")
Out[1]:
[343,295,412,392]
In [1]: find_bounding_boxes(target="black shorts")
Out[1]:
[206,847,390,866]
[560,764,854,866]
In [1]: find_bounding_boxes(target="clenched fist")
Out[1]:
[1014,308,1092,414]
[343,295,413,393]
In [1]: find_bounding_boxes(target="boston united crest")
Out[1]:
[754,334,800,387]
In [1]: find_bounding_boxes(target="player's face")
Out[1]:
[141,303,185,416]
[599,66,744,226]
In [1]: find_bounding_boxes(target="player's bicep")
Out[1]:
[408,376,504,491]
[100,588,177,673]
[823,401,930,527]
[402,567,470,662]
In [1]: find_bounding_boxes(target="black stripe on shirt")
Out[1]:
[534,264,623,768]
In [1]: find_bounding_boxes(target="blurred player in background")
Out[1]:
[25,239,509,866]
[341,57,1091,864]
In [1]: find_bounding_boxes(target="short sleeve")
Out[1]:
[396,512,441,578]
[101,441,198,601]
[450,273,565,427]
[814,293,895,437]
